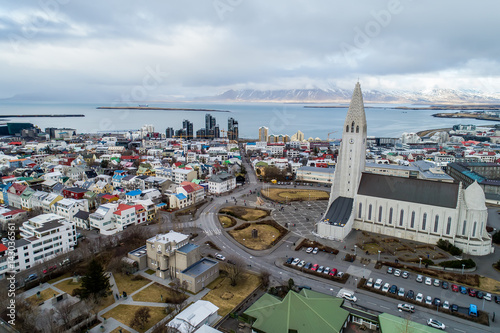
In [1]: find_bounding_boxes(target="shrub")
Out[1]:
[439,259,476,269]
[436,239,462,256]
[493,231,500,245]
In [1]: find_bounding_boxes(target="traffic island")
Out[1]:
[228,220,288,250]
[219,206,270,221]
[260,188,329,203]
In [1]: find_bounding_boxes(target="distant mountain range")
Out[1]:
[198,88,500,104]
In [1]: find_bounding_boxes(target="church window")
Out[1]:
[399,210,404,226]
[356,125,359,133]
[480,222,483,237]
[378,206,383,222]
[346,125,349,132]
[358,203,362,218]
[368,204,372,220]
[434,215,439,233]
[410,211,415,228]
[462,220,467,235]
[422,213,427,230]
[389,208,393,224]
[446,217,451,235]
[351,121,355,132]
[472,221,477,237]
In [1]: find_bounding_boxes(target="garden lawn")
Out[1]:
[263,188,329,202]
[133,283,186,303]
[113,273,150,295]
[218,215,236,228]
[219,206,269,221]
[25,288,59,304]
[228,224,283,250]
[103,304,168,333]
[54,279,82,295]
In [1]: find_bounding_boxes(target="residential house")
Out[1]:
[6,183,27,209]
[89,203,118,234]
[20,187,35,211]
[167,300,219,332]
[53,198,89,223]
[208,172,236,194]
[62,187,87,199]
[73,210,90,229]
[41,193,63,213]
[174,168,197,184]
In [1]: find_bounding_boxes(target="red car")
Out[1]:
[311,264,319,271]
[43,265,58,274]
[329,268,338,276]
[451,284,459,292]
[468,288,477,297]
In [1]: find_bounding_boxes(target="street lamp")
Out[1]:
[354,245,357,255]
[378,250,381,262]
[462,263,465,275]
[329,288,334,296]
[419,258,422,268]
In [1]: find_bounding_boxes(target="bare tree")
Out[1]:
[130,306,151,330]
[259,270,271,289]
[39,310,64,333]
[54,300,75,329]
[15,297,42,332]
[224,256,246,286]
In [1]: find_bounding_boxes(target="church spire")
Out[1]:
[344,82,367,135]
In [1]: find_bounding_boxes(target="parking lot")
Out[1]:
[272,200,328,238]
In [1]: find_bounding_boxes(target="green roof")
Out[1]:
[192,179,202,184]
[379,313,444,333]
[255,161,268,167]
[244,290,348,333]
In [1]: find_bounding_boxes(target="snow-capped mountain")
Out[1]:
[199,88,500,104]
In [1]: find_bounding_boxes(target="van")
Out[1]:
[366,278,374,287]
[468,304,477,317]
[374,279,383,289]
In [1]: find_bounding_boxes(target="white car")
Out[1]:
[425,277,432,285]
[374,279,383,289]
[398,303,415,313]
[442,301,450,310]
[484,293,492,301]
[427,318,445,330]
[215,253,226,261]
[366,278,374,287]
[416,293,423,302]
[337,272,344,278]
[306,247,313,254]
[297,260,306,268]
[425,296,432,305]
[291,258,300,265]
[394,269,401,277]
[324,267,331,274]
[382,283,390,292]
[398,287,405,297]
[433,279,441,287]
[342,292,357,302]
[416,274,423,283]
[312,247,319,254]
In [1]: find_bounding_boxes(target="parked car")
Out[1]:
[286,257,294,264]
[495,295,500,304]
[451,284,459,292]
[337,272,344,278]
[416,274,423,283]
[394,269,401,277]
[366,278,374,287]
[311,264,319,271]
[416,293,424,302]
[329,268,338,276]
[443,301,450,310]
[398,287,405,297]
[304,262,312,270]
[317,266,324,273]
[291,258,300,265]
[427,318,445,330]
[468,288,477,297]
[297,260,306,268]
[215,253,226,261]
[42,265,58,274]
[389,285,398,294]
[406,290,415,300]
[312,247,319,254]
[433,279,441,287]
[484,293,492,301]
[306,247,314,254]
[451,304,459,312]
[433,297,441,306]
[398,303,415,313]
[402,271,409,279]
[425,277,432,285]
[476,291,484,299]
[25,273,38,282]
[425,296,432,305]
[442,281,449,289]
[382,283,390,292]
[342,292,357,302]
[374,279,383,289]
[387,267,394,274]
[460,286,467,294]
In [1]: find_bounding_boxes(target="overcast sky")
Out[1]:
[1,1,499,101]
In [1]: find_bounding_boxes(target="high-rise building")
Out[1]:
[291,130,304,142]
[165,127,174,138]
[228,117,239,141]
[205,114,216,133]
[213,124,220,139]
[182,120,194,139]
[258,126,268,142]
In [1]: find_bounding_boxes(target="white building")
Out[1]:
[208,172,236,194]
[174,168,197,184]
[317,83,493,256]
[89,203,118,233]
[167,300,219,333]
[53,198,89,223]
[296,166,335,184]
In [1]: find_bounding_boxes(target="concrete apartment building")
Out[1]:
[295,166,335,184]
[208,172,236,194]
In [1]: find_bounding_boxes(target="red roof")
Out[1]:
[10,183,27,195]
[2,209,25,217]
[102,194,119,200]
[8,142,22,145]
[122,155,139,160]
[113,204,135,216]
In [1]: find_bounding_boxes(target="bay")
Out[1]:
[0,101,498,140]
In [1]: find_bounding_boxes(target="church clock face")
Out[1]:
[349,138,354,144]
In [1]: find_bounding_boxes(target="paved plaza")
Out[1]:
[272,200,328,238]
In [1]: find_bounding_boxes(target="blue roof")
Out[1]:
[156,203,166,207]
[177,243,199,254]
[175,193,187,200]
[181,258,218,277]
[126,189,142,196]
[247,142,256,145]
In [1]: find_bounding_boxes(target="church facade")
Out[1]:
[316,83,493,256]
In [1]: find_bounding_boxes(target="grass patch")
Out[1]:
[479,276,500,294]
[228,222,284,250]
[97,295,116,312]
[133,283,187,304]
[113,273,150,295]
[54,278,82,295]
[144,269,156,275]
[362,243,385,255]
[47,272,72,284]
[202,272,260,317]
[261,188,329,202]
[219,206,269,221]
[219,215,237,228]
[25,288,59,304]
[103,304,169,333]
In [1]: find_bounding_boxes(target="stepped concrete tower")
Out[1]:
[317,82,367,240]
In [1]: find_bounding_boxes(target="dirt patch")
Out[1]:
[261,188,329,202]
[228,220,287,250]
[218,215,237,228]
[479,276,500,294]
[219,206,270,221]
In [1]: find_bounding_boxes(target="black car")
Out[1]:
[451,304,459,312]
[477,291,484,299]
[304,262,312,270]
[433,297,441,306]
[389,285,398,294]
[441,281,449,289]
[406,290,415,300]
[495,296,500,304]
[286,257,294,264]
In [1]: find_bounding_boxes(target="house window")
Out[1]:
[368,204,372,220]
[358,203,362,218]
[472,221,477,237]
[446,217,452,235]
[410,211,415,228]
[399,210,404,226]
[422,213,427,230]
[434,215,439,233]
[462,220,467,235]
[378,206,382,222]
[480,222,483,237]
[388,208,393,224]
